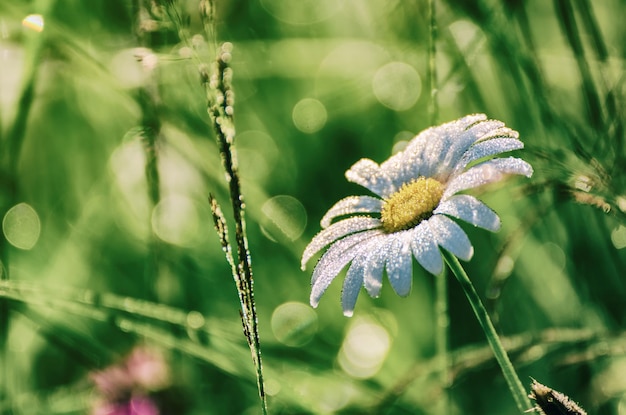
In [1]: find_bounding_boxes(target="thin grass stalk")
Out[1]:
[427,0,438,125]
[0,2,53,411]
[133,0,163,303]
[1,0,54,170]
[508,1,555,127]
[574,0,624,164]
[198,2,267,412]
[208,194,247,322]
[440,29,488,112]
[205,46,268,415]
[434,270,450,412]
[0,239,10,413]
[199,0,217,54]
[442,251,531,413]
[553,0,604,134]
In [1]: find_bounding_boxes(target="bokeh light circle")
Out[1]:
[237,130,279,182]
[22,14,44,32]
[261,195,307,242]
[2,203,41,250]
[261,0,342,25]
[372,61,421,111]
[110,49,149,89]
[338,317,391,379]
[292,98,327,134]
[186,311,205,330]
[271,302,318,347]
[151,195,202,246]
[611,225,626,249]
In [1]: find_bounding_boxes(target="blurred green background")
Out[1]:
[1,0,625,414]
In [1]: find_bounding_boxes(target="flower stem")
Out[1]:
[442,251,531,413]
[434,270,450,413]
[428,0,438,125]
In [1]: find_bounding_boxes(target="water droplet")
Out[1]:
[2,203,41,250]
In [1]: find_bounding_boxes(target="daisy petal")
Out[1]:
[398,114,491,180]
[362,235,388,298]
[320,196,383,228]
[490,157,534,177]
[478,126,519,141]
[385,233,414,297]
[429,215,474,261]
[462,119,506,142]
[438,113,490,150]
[428,113,487,141]
[431,119,507,178]
[456,113,489,129]
[310,230,381,307]
[341,257,366,317]
[443,157,533,198]
[345,159,394,197]
[310,229,379,285]
[435,194,501,231]
[410,221,443,275]
[455,138,524,173]
[381,150,420,191]
[301,216,381,269]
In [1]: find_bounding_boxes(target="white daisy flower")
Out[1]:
[301,114,533,316]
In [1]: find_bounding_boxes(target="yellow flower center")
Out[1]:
[381,177,444,233]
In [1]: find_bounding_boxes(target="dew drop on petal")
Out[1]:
[2,203,41,250]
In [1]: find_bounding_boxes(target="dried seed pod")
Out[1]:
[529,379,587,415]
